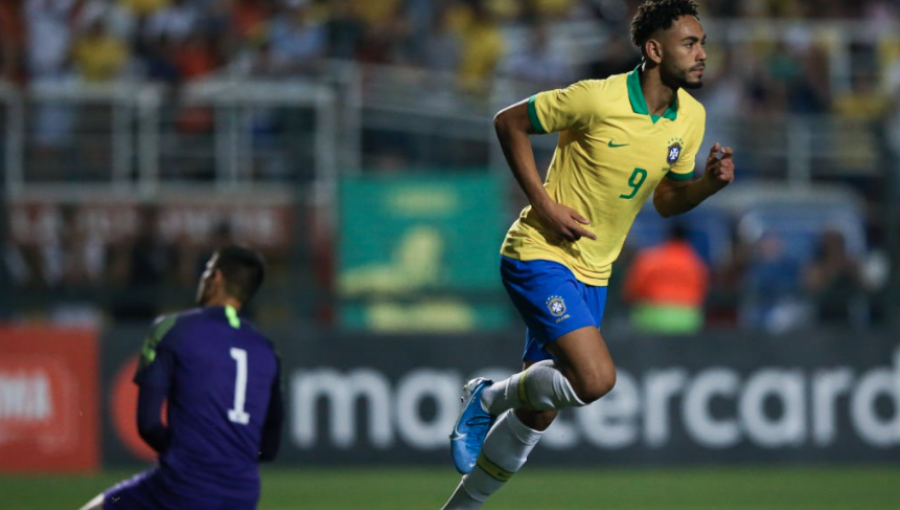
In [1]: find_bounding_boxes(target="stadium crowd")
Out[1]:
[1,0,898,156]
[1,0,899,332]
[0,0,898,93]
[1,0,899,175]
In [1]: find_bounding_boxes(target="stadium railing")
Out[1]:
[0,43,897,329]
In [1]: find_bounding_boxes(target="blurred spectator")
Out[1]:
[50,205,107,325]
[587,30,640,79]
[529,0,575,19]
[59,205,107,287]
[623,223,709,335]
[356,0,408,65]
[0,0,26,83]
[787,45,830,114]
[834,70,889,121]
[833,70,888,172]
[404,0,438,64]
[762,41,802,112]
[119,0,167,17]
[144,0,199,44]
[267,1,326,74]
[26,0,82,173]
[324,0,365,60]
[740,231,806,333]
[422,3,460,73]
[457,1,504,93]
[803,228,868,327]
[175,31,219,81]
[499,20,572,87]
[72,18,130,83]
[885,47,900,159]
[695,47,745,167]
[230,0,272,43]
[109,205,179,320]
[354,0,403,26]
[25,0,83,80]
[171,31,218,134]
[144,34,181,84]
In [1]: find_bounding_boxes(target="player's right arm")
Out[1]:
[494,93,597,243]
[133,315,178,454]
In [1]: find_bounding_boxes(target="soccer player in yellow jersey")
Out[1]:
[442,1,735,508]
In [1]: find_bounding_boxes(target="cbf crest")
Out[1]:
[546,296,567,317]
[666,137,684,165]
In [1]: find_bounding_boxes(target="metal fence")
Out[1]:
[0,38,897,330]
[0,67,892,196]
[1,78,338,198]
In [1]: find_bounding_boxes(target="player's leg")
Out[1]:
[442,361,556,510]
[444,258,611,509]
[444,326,614,503]
[481,307,616,416]
[88,469,163,510]
[450,258,609,470]
[449,343,565,475]
[498,324,616,412]
[77,494,104,510]
[486,259,615,413]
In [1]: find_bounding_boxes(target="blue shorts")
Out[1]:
[500,256,607,362]
[105,468,258,510]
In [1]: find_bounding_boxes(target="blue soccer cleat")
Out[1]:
[450,377,496,474]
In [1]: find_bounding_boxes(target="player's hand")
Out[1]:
[534,199,597,243]
[703,142,735,190]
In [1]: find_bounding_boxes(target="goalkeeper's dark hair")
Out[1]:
[214,245,266,304]
[631,0,700,57]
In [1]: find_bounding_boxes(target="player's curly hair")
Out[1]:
[630,0,700,57]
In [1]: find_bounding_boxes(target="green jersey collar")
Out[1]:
[225,305,241,329]
[627,65,678,123]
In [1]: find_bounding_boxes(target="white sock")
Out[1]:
[440,481,482,510]
[480,360,585,415]
[440,411,545,510]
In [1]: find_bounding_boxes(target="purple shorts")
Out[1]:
[104,469,257,510]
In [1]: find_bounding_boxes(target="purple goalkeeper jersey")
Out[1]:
[134,306,282,503]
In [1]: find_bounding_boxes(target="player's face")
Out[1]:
[660,15,707,90]
[196,254,219,306]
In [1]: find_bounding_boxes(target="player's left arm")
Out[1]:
[137,374,172,454]
[258,354,284,462]
[653,142,734,218]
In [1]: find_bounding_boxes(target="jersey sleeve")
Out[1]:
[528,80,606,134]
[259,352,284,462]
[137,381,171,453]
[668,104,706,181]
[134,315,178,391]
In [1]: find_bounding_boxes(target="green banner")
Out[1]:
[338,173,511,332]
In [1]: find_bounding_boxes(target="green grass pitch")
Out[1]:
[2,466,899,510]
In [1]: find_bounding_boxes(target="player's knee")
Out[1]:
[572,368,616,404]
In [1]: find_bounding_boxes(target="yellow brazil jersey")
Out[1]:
[501,66,706,286]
